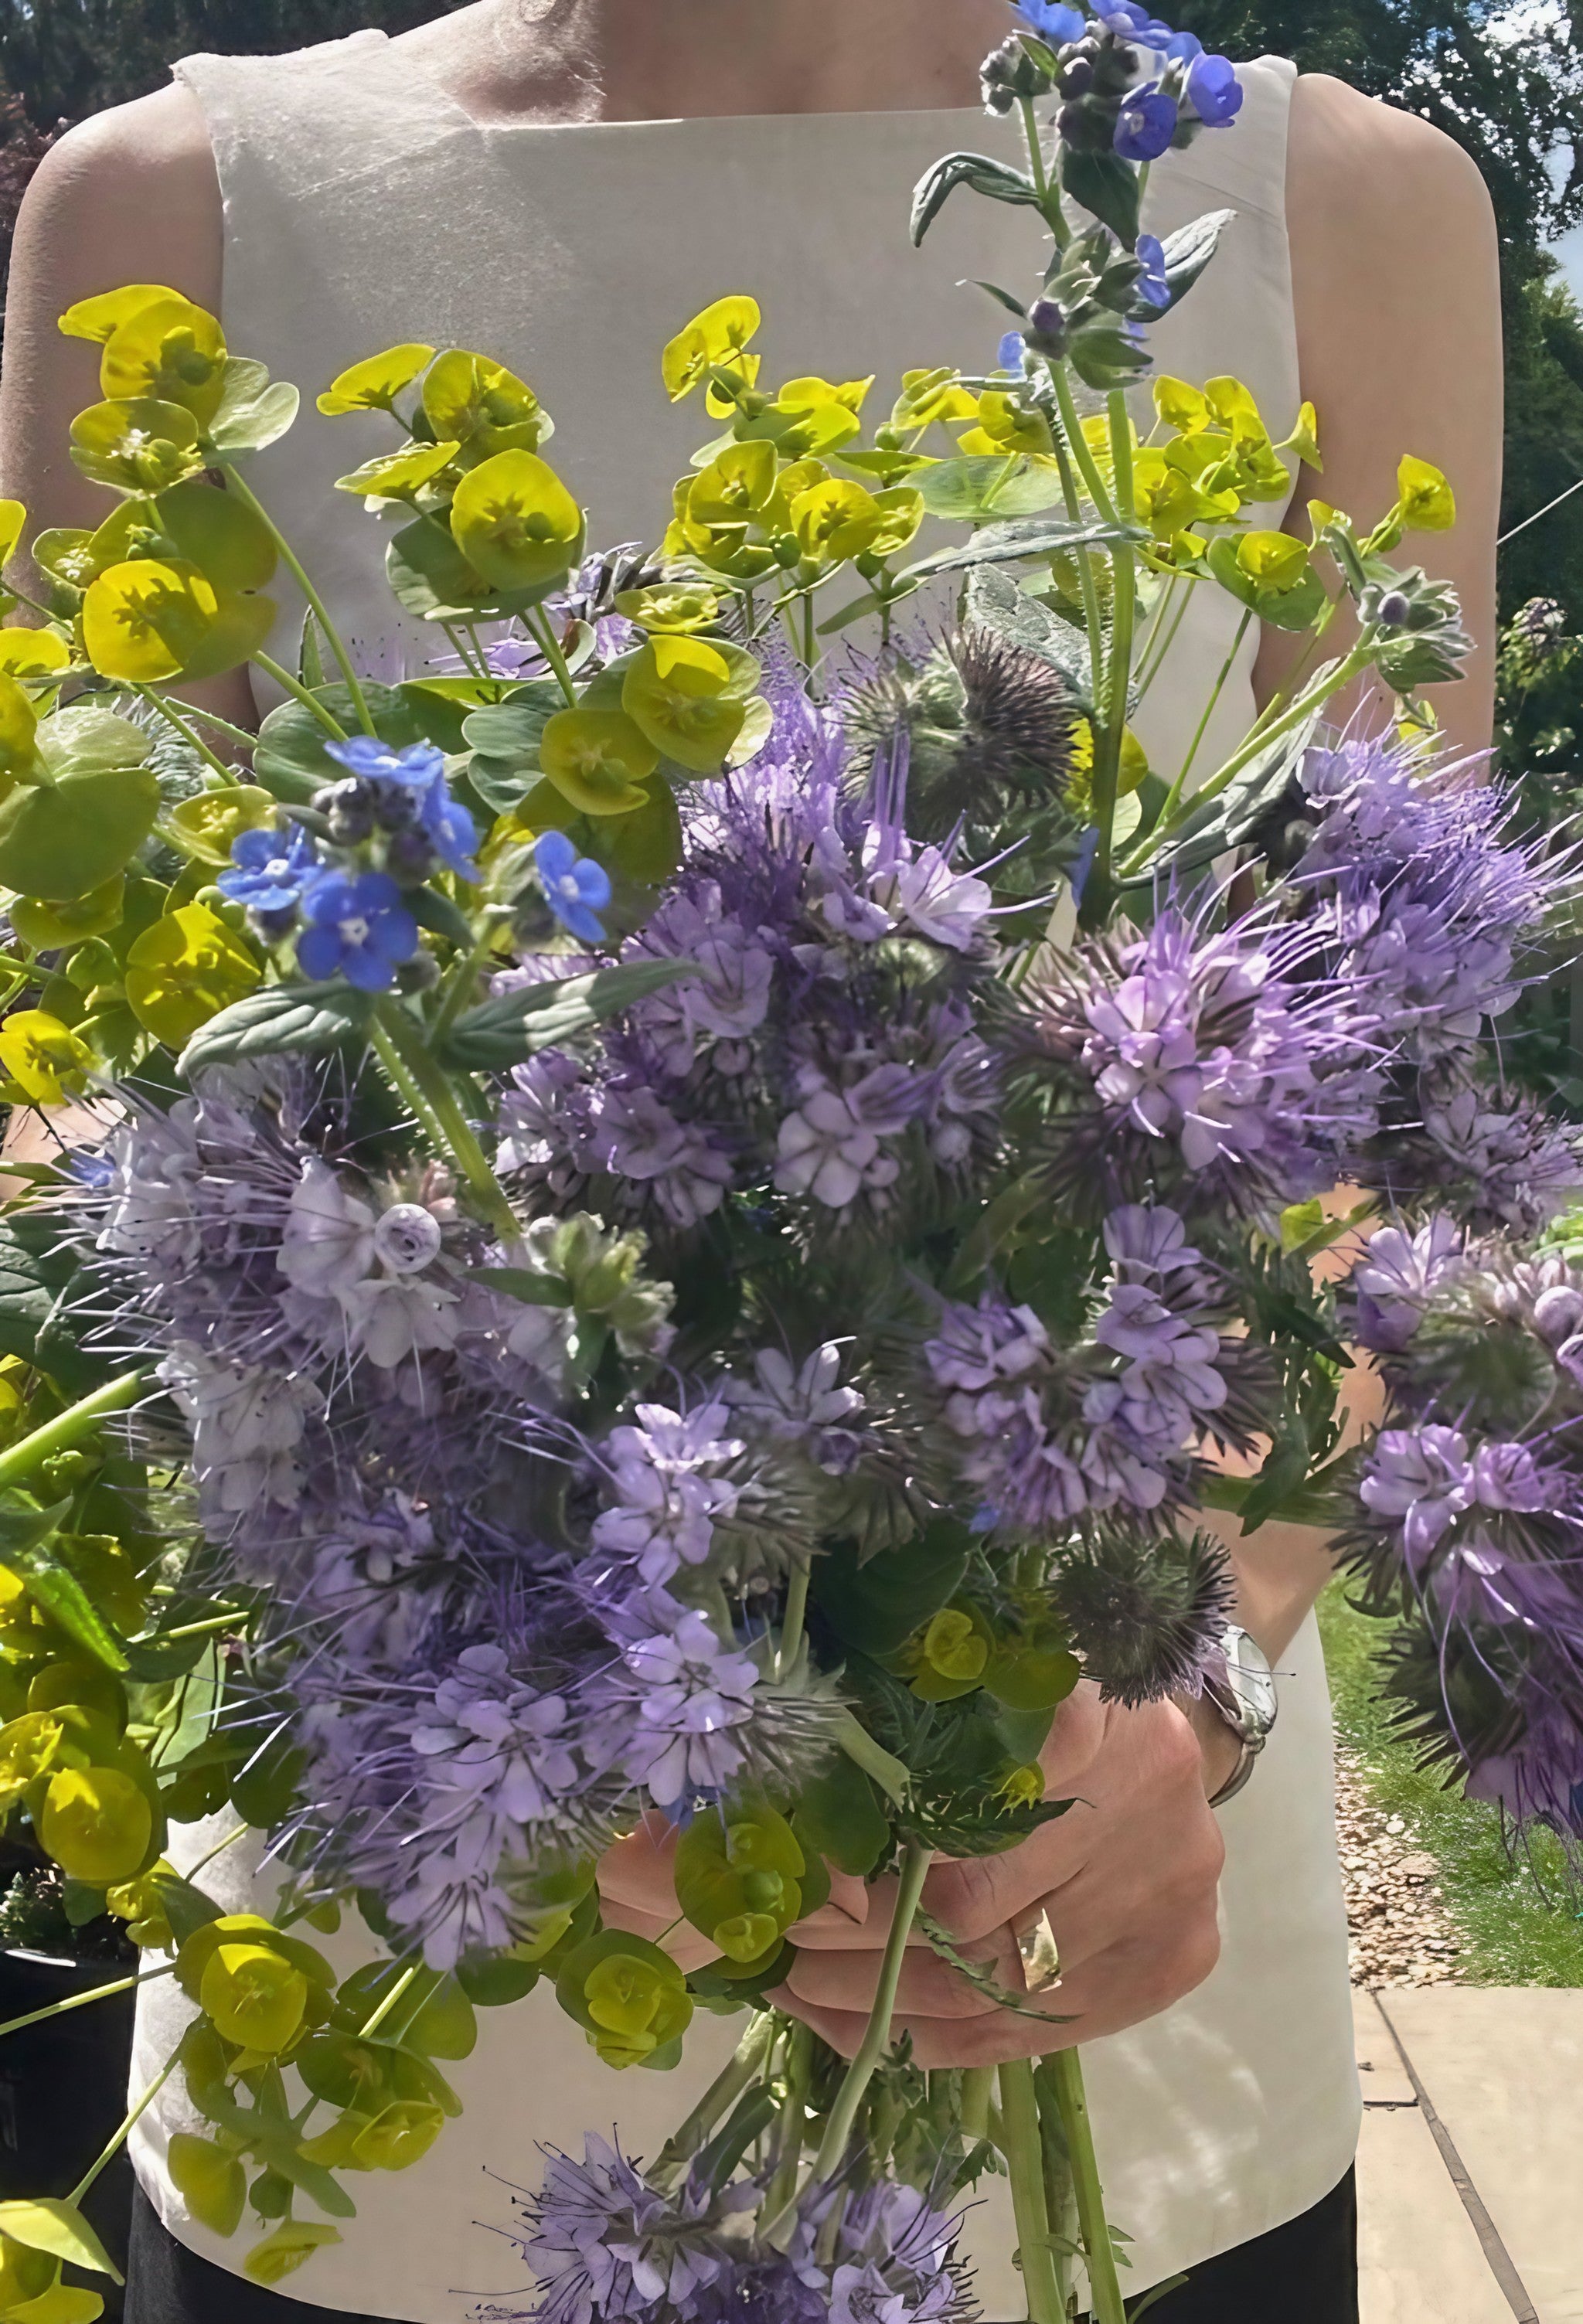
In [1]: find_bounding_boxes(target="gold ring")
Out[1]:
[1016,1907,1061,1993]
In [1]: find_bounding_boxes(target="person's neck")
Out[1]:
[408,0,1010,124]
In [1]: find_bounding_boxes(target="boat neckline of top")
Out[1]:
[364,26,1084,133]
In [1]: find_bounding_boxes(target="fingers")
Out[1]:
[783,1922,1024,2022]
[595,1811,682,1914]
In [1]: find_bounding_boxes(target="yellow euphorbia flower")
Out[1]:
[1397,454,1456,533]
[0,1011,94,1106]
[99,294,227,427]
[12,880,124,951]
[896,368,979,430]
[790,477,883,565]
[1282,400,1323,471]
[58,284,180,345]
[614,584,720,635]
[165,784,277,869]
[450,452,584,594]
[124,903,260,1047]
[423,350,551,458]
[866,485,925,558]
[1153,374,1211,435]
[199,1941,308,2053]
[538,707,658,816]
[1234,529,1310,593]
[0,629,70,681]
[687,441,777,529]
[40,1764,152,1884]
[318,343,435,417]
[0,501,25,568]
[334,440,461,502]
[81,559,218,683]
[662,294,761,403]
[622,636,751,774]
[70,399,206,495]
[958,391,1054,458]
[0,672,39,778]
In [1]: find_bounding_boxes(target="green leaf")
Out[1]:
[968,277,1030,320]
[253,682,422,803]
[1205,536,1326,633]
[911,151,1040,246]
[1128,712,1322,886]
[438,960,693,1073]
[462,688,563,814]
[398,676,512,754]
[407,886,475,947]
[1060,149,1141,244]
[795,1754,889,1877]
[964,566,1094,699]
[179,981,374,1077]
[153,1870,226,1946]
[915,1907,1069,2024]
[811,1523,969,1658]
[1279,1198,1326,1254]
[0,1493,128,1670]
[462,1267,573,1306]
[0,1218,66,1366]
[454,1955,540,2006]
[1156,209,1234,312]
[0,765,160,900]
[0,2198,124,2285]
[205,359,301,457]
[904,512,1142,582]
[913,458,1065,524]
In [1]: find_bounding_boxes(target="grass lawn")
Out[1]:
[1319,1577,1583,1986]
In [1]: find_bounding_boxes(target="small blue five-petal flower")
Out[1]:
[1114,80,1179,162]
[296,869,420,991]
[1015,0,1088,40]
[535,830,612,948]
[324,735,478,882]
[217,822,321,916]
[1134,233,1170,311]
[1186,49,1244,126]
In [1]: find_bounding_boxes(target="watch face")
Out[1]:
[1223,1627,1278,1735]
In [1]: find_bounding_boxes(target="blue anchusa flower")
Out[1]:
[323,734,479,883]
[1185,49,1244,125]
[296,869,420,991]
[324,736,447,791]
[1016,0,1087,38]
[1098,1,1176,45]
[1134,232,1170,310]
[998,328,1029,372]
[535,830,612,948]
[217,822,321,915]
[1114,80,1179,161]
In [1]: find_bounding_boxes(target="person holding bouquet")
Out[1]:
[0,2,1500,2321]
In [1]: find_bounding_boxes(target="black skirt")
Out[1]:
[126,2168,1359,2324]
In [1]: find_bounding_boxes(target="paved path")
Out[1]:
[1357,1988,1582,2322]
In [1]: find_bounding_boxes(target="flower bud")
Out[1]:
[1060,54,1095,94]
[1377,591,1411,628]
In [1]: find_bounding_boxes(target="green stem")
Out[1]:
[802,589,817,677]
[356,1962,420,2041]
[134,687,237,786]
[1020,94,1067,249]
[371,1002,519,1242]
[182,703,263,752]
[1086,389,1138,900]
[1164,605,1251,817]
[0,1962,173,2044]
[1119,638,1376,876]
[806,1840,928,2183]
[527,607,578,707]
[429,914,506,1049]
[70,2047,179,2208]
[778,1559,811,1678]
[253,652,350,741]
[441,621,490,681]
[1047,426,1106,709]
[999,2060,1064,2324]
[762,2021,813,2221]
[655,2013,777,2188]
[1050,365,1118,526]
[1047,2048,1125,2324]
[959,2064,996,2144]
[220,463,375,736]
[0,1370,146,1491]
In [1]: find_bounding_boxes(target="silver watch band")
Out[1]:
[1203,1625,1278,1809]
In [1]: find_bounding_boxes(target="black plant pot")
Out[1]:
[0,1945,138,2321]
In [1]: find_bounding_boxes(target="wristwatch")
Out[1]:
[1201,1625,1278,1808]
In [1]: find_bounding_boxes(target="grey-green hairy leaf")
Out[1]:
[439,960,693,1073]
[180,982,374,1078]
[911,151,1040,247]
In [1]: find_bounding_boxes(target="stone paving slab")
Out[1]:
[1384,1987,1583,2324]
[1355,1988,1417,2109]
[1357,2101,1515,2324]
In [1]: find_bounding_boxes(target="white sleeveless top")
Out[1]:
[128,37,1360,2317]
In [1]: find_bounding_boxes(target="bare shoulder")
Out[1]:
[11,82,220,318]
[1288,73,1494,251]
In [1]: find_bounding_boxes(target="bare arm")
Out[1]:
[1256,73,1503,755]
[0,83,254,726]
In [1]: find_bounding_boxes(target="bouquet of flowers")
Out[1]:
[0,8,1576,2321]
